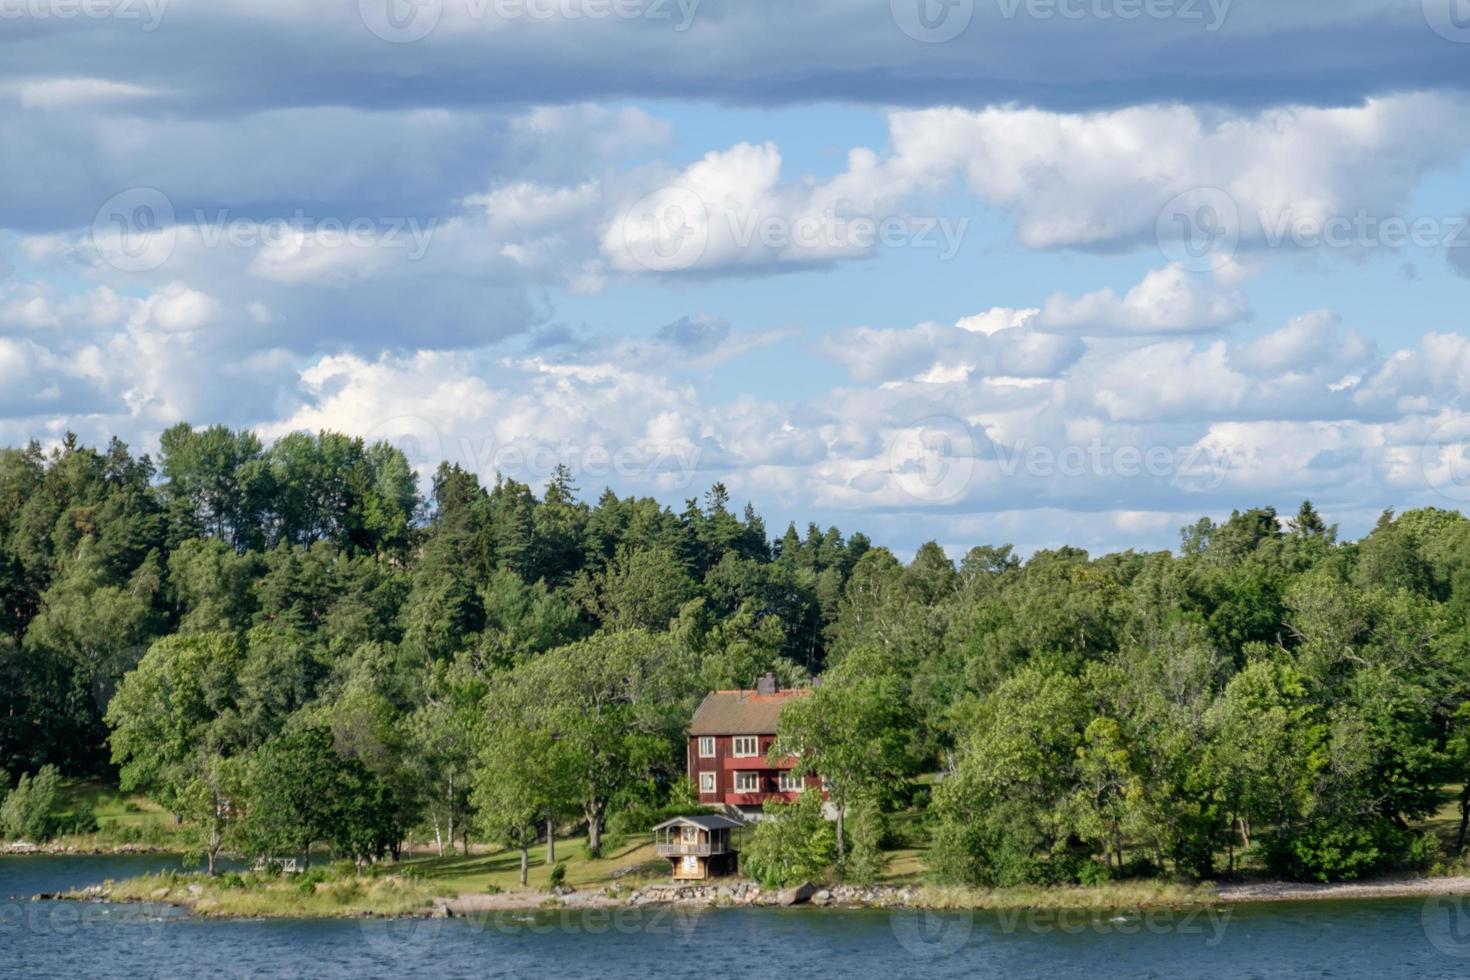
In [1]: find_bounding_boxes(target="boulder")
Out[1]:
[776,882,817,907]
[811,889,832,907]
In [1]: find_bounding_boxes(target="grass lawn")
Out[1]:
[878,847,925,884]
[402,834,669,895]
[1419,785,1468,856]
[33,779,188,849]
[57,780,177,830]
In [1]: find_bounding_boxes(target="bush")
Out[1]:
[0,766,62,841]
[927,821,1112,887]
[926,820,993,885]
[548,862,567,888]
[1077,859,1111,887]
[1261,819,1416,882]
[740,790,835,888]
[607,798,715,838]
[109,823,144,844]
[58,804,99,836]
[840,799,886,885]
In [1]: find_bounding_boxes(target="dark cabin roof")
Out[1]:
[688,688,810,736]
[651,814,746,832]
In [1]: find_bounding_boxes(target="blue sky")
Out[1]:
[4,0,1470,556]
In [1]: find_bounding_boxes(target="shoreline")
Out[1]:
[33,872,1470,920]
[1215,876,1470,904]
[3,841,183,857]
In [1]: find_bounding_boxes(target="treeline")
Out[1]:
[3,426,1470,884]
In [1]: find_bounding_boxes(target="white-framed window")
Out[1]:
[778,771,804,792]
[699,771,716,794]
[733,771,760,793]
[698,736,716,758]
[732,735,759,757]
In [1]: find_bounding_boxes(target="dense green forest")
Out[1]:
[3,425,1470,885]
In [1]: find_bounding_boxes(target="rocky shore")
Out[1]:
[3,840,178,856]
[437,881,918,916]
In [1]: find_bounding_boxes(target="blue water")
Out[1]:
[6,857,1470,978]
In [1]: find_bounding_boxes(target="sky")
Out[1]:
[4,0,1470,557]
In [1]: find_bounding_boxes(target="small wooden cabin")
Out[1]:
[652,814,744,880]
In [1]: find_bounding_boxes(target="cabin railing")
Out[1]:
[655,841,728,857]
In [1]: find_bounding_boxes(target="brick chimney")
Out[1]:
[755,672,778,695]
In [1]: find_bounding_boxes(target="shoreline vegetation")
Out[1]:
[38,864,1470,920]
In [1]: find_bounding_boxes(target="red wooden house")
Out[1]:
[687,672,822,819]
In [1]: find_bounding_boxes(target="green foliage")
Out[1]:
[1,765,62,841]
[842,798,886,884]
[4,424,1470,891]
[236,726,403,866]
[1260,819,1416,883]
[740,790,836,887]
[548,862,567,888]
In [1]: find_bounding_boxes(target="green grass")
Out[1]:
[38,779,186,850]
[57,780,176,829]
[911,880,1220,910]
[401,834,668,896]
[85,868,445,918]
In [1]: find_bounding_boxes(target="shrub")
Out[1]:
[0,765,62,841]
[926,820,993,886]
[840,799,886,885]
[58,804,99,836]
[1077,859,1111,887]
[548,862,567,889]
[1261,819,1414,882]
[740,790,835,888]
